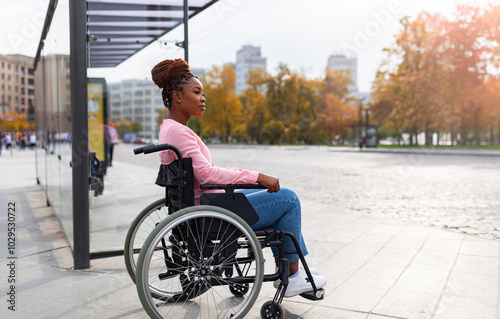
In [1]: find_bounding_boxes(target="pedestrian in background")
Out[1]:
[30,131,37,149]
[5,131,12,150]
[19,131,26,150]
[51,130,56,154]
[105,120,119,166]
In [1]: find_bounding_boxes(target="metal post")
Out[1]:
[42,55,48,201]
[2,95,6,132]
[69,0,90,269]
[183,0,189,63]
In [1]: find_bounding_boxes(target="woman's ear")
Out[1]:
[172,90,180,103]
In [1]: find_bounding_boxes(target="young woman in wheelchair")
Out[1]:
[151,58,327,298]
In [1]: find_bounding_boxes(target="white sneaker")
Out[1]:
[273,267,319,289]
[284,270,327,297]
[303,267,319,276]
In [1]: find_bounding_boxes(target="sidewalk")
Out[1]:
[0,149,499,319]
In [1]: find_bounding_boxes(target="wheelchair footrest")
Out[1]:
[299,288,325,301]
[158,269,183,280]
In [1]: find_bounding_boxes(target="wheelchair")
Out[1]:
[127,143,324,319]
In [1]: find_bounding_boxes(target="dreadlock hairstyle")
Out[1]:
[151,58,195,109]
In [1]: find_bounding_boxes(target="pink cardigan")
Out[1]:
[159,119,259,204]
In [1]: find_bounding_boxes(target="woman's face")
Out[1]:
[176,77,206,118]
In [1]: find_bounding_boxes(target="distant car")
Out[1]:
[131,139,147,144]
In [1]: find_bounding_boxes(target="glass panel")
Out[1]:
[84,0,219,254]
[34,0,73,248]
[88,58,166,253]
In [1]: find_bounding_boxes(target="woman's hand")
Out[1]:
[257,173,280,193]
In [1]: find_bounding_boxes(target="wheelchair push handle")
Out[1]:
[133,143,183,160]
[133,145,151,155]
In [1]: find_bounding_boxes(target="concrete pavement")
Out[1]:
[0,147,499,318]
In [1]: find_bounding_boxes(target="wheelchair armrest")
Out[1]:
[200,184,265,194]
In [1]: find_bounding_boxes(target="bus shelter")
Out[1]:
[33,0,219,269]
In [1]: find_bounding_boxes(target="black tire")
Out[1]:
[260,300,285,319]
[124,198,168,284]
[230,283,250,296]
[136,205,264,319]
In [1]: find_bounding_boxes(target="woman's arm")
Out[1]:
[161,125,259,185]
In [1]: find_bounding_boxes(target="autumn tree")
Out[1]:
[199,64,243,141]
[319,69,356,143]
[156,108,169,127]
[262,120,285,144]
[479,79,500,144]
[372,3,500,145]
[1,112,35,132]
[240,68,269,143]
[372,13,449,145]
[115,118,142,137]
[439,3,500,145]
[265,64,323,144]
[265,64,296,128]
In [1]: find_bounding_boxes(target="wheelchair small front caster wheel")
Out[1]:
[315,288,324,299]
[229,283,249,296]
[260,300,284,319]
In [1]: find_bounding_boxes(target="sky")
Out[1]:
[0,0,496,92]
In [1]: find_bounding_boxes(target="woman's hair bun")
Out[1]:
[151,58,193,89]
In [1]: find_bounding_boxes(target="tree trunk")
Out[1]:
[424,124,432,146]
[498,121,500,145]
[490,125,494,145]
[460,117,466,146]
[474,109,480,146]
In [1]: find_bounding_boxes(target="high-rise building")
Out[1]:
[108,79,165,141]
[235,45,266,95]
[326,54,359,93]
[0,54,36,121]
[191,68,205,79]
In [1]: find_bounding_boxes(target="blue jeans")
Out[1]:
[237,188,308,263]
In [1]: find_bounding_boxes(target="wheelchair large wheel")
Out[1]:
[124,198,168,284]
[136,205,264,319]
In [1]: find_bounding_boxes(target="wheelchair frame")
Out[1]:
[129,143,324,319]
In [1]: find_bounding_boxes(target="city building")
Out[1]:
[0,54,36,121]
[326,54,359,93]
[326,53,371,103]
[34,54,71,134]
[235,45,267,95]
[108,79,166,141]
[191,68,205,79]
